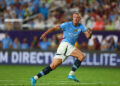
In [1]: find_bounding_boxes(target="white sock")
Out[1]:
[69,71,74,75]
[34,76,38,80]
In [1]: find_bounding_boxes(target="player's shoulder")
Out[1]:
[61,21,72,25]
[79,23,86,28]
[79,23,85,27]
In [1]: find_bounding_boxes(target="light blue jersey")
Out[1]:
[59,21,87,46]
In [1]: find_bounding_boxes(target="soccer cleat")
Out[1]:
[67,75,79,82]
[30,77,36,86]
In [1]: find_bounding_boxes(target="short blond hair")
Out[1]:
[72,11,81,17]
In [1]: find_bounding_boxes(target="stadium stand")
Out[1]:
[0,0,120,51]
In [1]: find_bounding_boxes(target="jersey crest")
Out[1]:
[74,29,77,32]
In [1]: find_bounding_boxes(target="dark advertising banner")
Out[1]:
[0,50,120,67]
[0,30,120,44]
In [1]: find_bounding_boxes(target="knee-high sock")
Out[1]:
[69,59,81,75]
[34,66,52,80]
[72,59,81,71]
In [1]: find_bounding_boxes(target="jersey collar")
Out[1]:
[72,21,81,27]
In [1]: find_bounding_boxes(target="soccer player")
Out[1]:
[30,12,92,86]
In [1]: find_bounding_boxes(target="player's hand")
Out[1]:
[87,28,92,34]
[40,33,47,39]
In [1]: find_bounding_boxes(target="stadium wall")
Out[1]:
[0,50,120,67]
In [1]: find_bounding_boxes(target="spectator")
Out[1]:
[31,36,38,49]
[5,0,15,7]
[28,1,35,15]
[105,20,115,31]
[86,17,95,30]
[101,38,109,51]
[46,14,56,28]
[5,22,13,30]
[80,41,88,50]
[49,35,59,48]
[38,38,51,50]
[93,37,100,50]
[0,0,6,12]
[0,0,119,30]
[117,39,120,51]
[114,17,120,30]
[51,0,66,8]
[18,4,25,18]
[108,37,117,51]
[18,12,24,19]
[24,8,32,18]
[109,11,115,22]
[28,19,35,29]
[39,3,48,20]
[2,33,12,49]
[41,0,51,7]
[4,9,10,19]
[93,16,104,31]
[0,15,5,30]
[69,4,79,13]
[34,14,45,29]
[12,37,21,49]
[21,38,29,49]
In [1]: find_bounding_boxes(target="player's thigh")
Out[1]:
[70,48,85,61]
[50,58,62,70]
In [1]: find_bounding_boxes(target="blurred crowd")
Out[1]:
[0,33,60,50]
[0,0,120,51]
[0,33,120,51]
[0,0,120,30]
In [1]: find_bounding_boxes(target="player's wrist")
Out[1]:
[87,29,92,34]
[44,32,47,36]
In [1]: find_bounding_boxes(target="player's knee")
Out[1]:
[81,54,86,61]
[50,64,57,70]
[78,54,86,61]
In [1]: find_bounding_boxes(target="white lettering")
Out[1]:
[110,54,117,66]
[93,53,100,66]
[19,52,22,63]
[0,52,8,63]
[44,52,54,64]
[100,54,104,65]
[86,54,93,65]
[23,52,29,64]
[30,52,36,64]
[11,51,18,64]
[37,52,44,64]
[104,53,109,66]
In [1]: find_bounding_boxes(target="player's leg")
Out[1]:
[34,58,62,79]
[30,58,62,86]
[70,48,85,71]
[68,48,85,81]
[30,42,69,86]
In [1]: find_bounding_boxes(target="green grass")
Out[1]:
[0,65,120,86]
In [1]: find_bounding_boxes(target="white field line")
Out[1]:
[0,80,120,85]
[0,80,72,82]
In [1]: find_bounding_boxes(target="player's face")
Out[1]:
[73,14,81,24]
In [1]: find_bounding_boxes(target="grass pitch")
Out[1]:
[0,65,120,86]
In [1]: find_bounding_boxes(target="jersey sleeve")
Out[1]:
[59,22,68,30]
[81,24,87,32]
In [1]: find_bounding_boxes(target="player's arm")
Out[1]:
[83,28,92,39]
[40,26,61,39]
